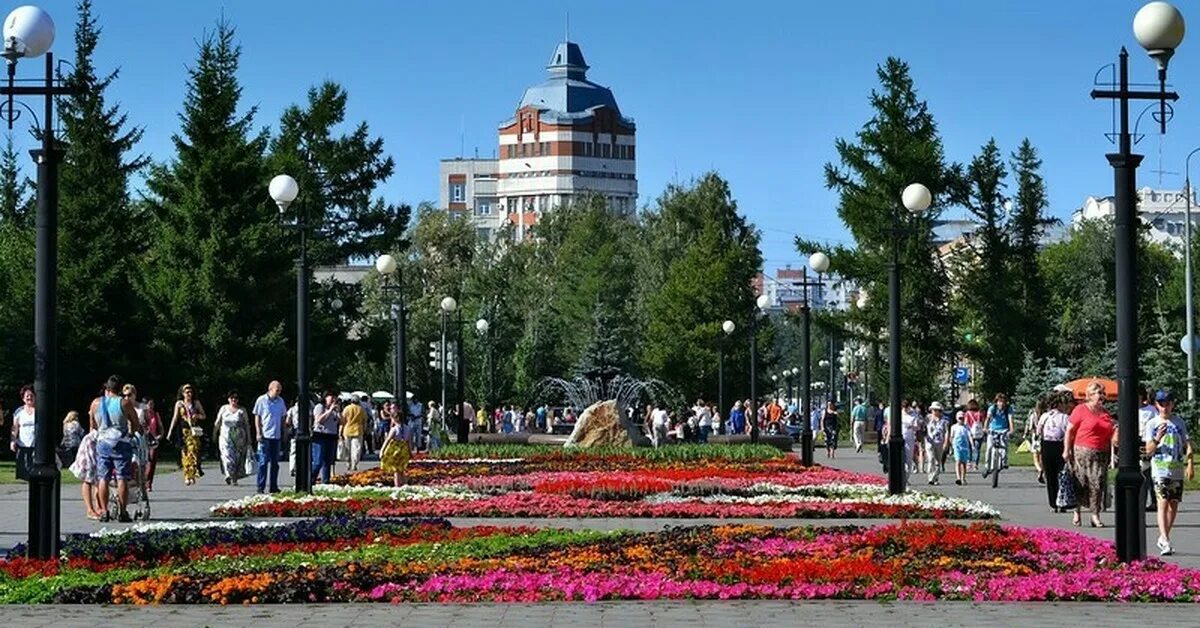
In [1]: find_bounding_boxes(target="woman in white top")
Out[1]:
[10,385,35,481]
[214,390,251,486]
[1038,392,1072,513]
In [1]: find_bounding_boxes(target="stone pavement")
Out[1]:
[1,448,1197,623]
[7,600,1200,626]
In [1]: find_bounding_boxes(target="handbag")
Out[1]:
[1056,467,1078,509]
[243,452,255,476]
[1017,439,1032,453]
[190,426,205,437]
[336,438,348,462]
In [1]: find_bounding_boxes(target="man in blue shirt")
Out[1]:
[1145,390,1194,556]
[406,393,424,451]
[253,380,287,493]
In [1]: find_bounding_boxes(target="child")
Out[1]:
[950,411,973,485]
[379,411,411,488]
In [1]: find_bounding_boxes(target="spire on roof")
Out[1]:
[547,41,588,80]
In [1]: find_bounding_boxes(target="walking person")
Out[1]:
[982,394,1013,480]
[1064,381,1117,528]
[253,381,286,494]
[60,411,85,469]
[924,402,950,485]
[910,401,926,474]
[696,399,713,444]
[949,410,973,485]
[167,384,206,486]
[10,385,35,481]
[91,376,140,522]
[312,392,341,484]
[821,401,841,459]
[142,399,163,492]
[341,395,368,472]
[69,422,104,520]
[1145,390,1193,555]
[850,397,868,453]
[215,391,251,486]
[1038,392,1071,512]
[963,399,985,470]
[729,401,746,436]
[1138,387,1160,513]
[379,409,411,487]
[1025,398,1046,484]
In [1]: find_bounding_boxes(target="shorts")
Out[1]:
[1155,478,1184,502]
[96,439,133,481]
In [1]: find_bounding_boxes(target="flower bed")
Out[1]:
[4,519,1199,603]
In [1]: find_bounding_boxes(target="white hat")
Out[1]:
[1052,384,1072,392]
[929,401,944,411]
[406,391,414,399]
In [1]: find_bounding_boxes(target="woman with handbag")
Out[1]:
[167,384,207,486]
[1039,392,1070,512]
[1065,381,1117,527]
[142,399,162,491]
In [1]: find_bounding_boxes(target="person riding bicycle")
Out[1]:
[982,393,1013,479]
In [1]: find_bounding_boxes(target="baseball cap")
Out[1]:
[1155,389,1176,403]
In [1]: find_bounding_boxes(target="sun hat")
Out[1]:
[929,401,944,411]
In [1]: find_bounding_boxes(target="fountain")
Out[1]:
[534,375,679,447]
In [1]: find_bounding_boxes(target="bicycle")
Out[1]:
[981,430,1009,488]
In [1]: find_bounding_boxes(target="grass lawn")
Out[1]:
[0,460,80,485]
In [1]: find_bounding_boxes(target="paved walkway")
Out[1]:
[1,447,1197,623]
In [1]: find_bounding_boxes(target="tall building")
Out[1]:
[1073,187,1197,248]
[439,39,637,241]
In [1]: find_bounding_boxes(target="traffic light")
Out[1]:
[445,342,457,373]
[429,341,442,371]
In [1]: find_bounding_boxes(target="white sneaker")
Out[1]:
[1157,537,1173,556]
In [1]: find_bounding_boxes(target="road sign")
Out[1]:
[953,367,970,385]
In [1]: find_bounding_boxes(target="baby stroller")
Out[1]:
[107,433,152,521]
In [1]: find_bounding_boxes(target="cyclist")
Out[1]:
[982,393,1013,480]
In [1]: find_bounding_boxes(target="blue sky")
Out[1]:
[12,0,1200,272]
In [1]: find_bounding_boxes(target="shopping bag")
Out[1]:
[1017,439,1031,453]
[1056,467,1078,509]
[336,438,348,462]
[244,453,255,477]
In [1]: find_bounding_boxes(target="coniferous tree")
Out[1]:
[1009,139,1054,358]
[803,57,956,401]
[139,19,285,401]
[56,0,150,404]
[0,134,33,392]
[576,304,632,384]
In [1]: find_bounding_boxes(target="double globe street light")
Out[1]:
[375,254,407,413]
[718,319,735,435]
[749,294,769,444]
[797,251,829,466]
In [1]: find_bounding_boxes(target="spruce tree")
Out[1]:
[1009,139,1053,358]
[576,304,632,384]
[0,134,33,392]
[139,18,285,400]
[56,0,150,404]
[806,57,956,401]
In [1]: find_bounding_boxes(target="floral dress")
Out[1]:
[69,430,99,484]
[217,404,249,481]
[177,401,202,483]
[380,424,410,474]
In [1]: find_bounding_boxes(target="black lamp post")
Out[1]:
[269,174,316,494]
[476,318,494,426]
[1090,0,1184,563]
[887,182,933,495]
[455,308,466,444]
[3,5,77,559]
[438,296,457,439]
[719,320,735,436]
[749,294,769,443]
[376,255,408,408]
[798,254,828,467]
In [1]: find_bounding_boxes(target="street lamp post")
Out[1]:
[2,5,76,559]
[1090,0,1184,562]
[376,255,408,408]
[799,253,829,466]
[476,318,493,418]
[749,294,769,443]
[439,296,457,438]
[1184,148,1199,402]
[268,173,316,495]
[888,182,932,495]
[719,320,735,435]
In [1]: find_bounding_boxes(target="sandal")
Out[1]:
[86,513,101,521]
[1072,513,1082,527]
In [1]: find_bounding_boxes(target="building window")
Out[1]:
[477,200,492,216]
[450,182,465,203]
[542,142,550,155]
[537,195,548,212]
[519,144,526,157]
[506,145,515,158]
[628,146,635,160]
[506,198,516,213]
[585,142,593,157]
[602,143,611,158]
[476,227,492,240]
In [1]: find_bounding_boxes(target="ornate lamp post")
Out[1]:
[1091,0,1185,562]
[719,320,735,435]
[749,294,769,443]
[268,173,318,494]
[887,182,932,495]
[796,252,828,466]
[2,5,79,559]
[476,318,494,419]
[375,254,407,407]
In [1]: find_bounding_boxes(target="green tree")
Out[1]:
[804,57,956,401]
[639,174,762,400]
[1008,139,1054,358]
[139,19,286,403]
[1013,350,1057,419]
[0,134,33,392]
[55,0,151,406]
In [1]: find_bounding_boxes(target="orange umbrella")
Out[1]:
[1062,378,1119,401]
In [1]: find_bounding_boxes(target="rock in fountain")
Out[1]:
[564,400,630,448]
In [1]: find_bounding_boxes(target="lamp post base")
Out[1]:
[26,462,59,558]
[801,429,814,467]
[293,434,312,493]
[887,436,906,495]
[1114,465,1146,561]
